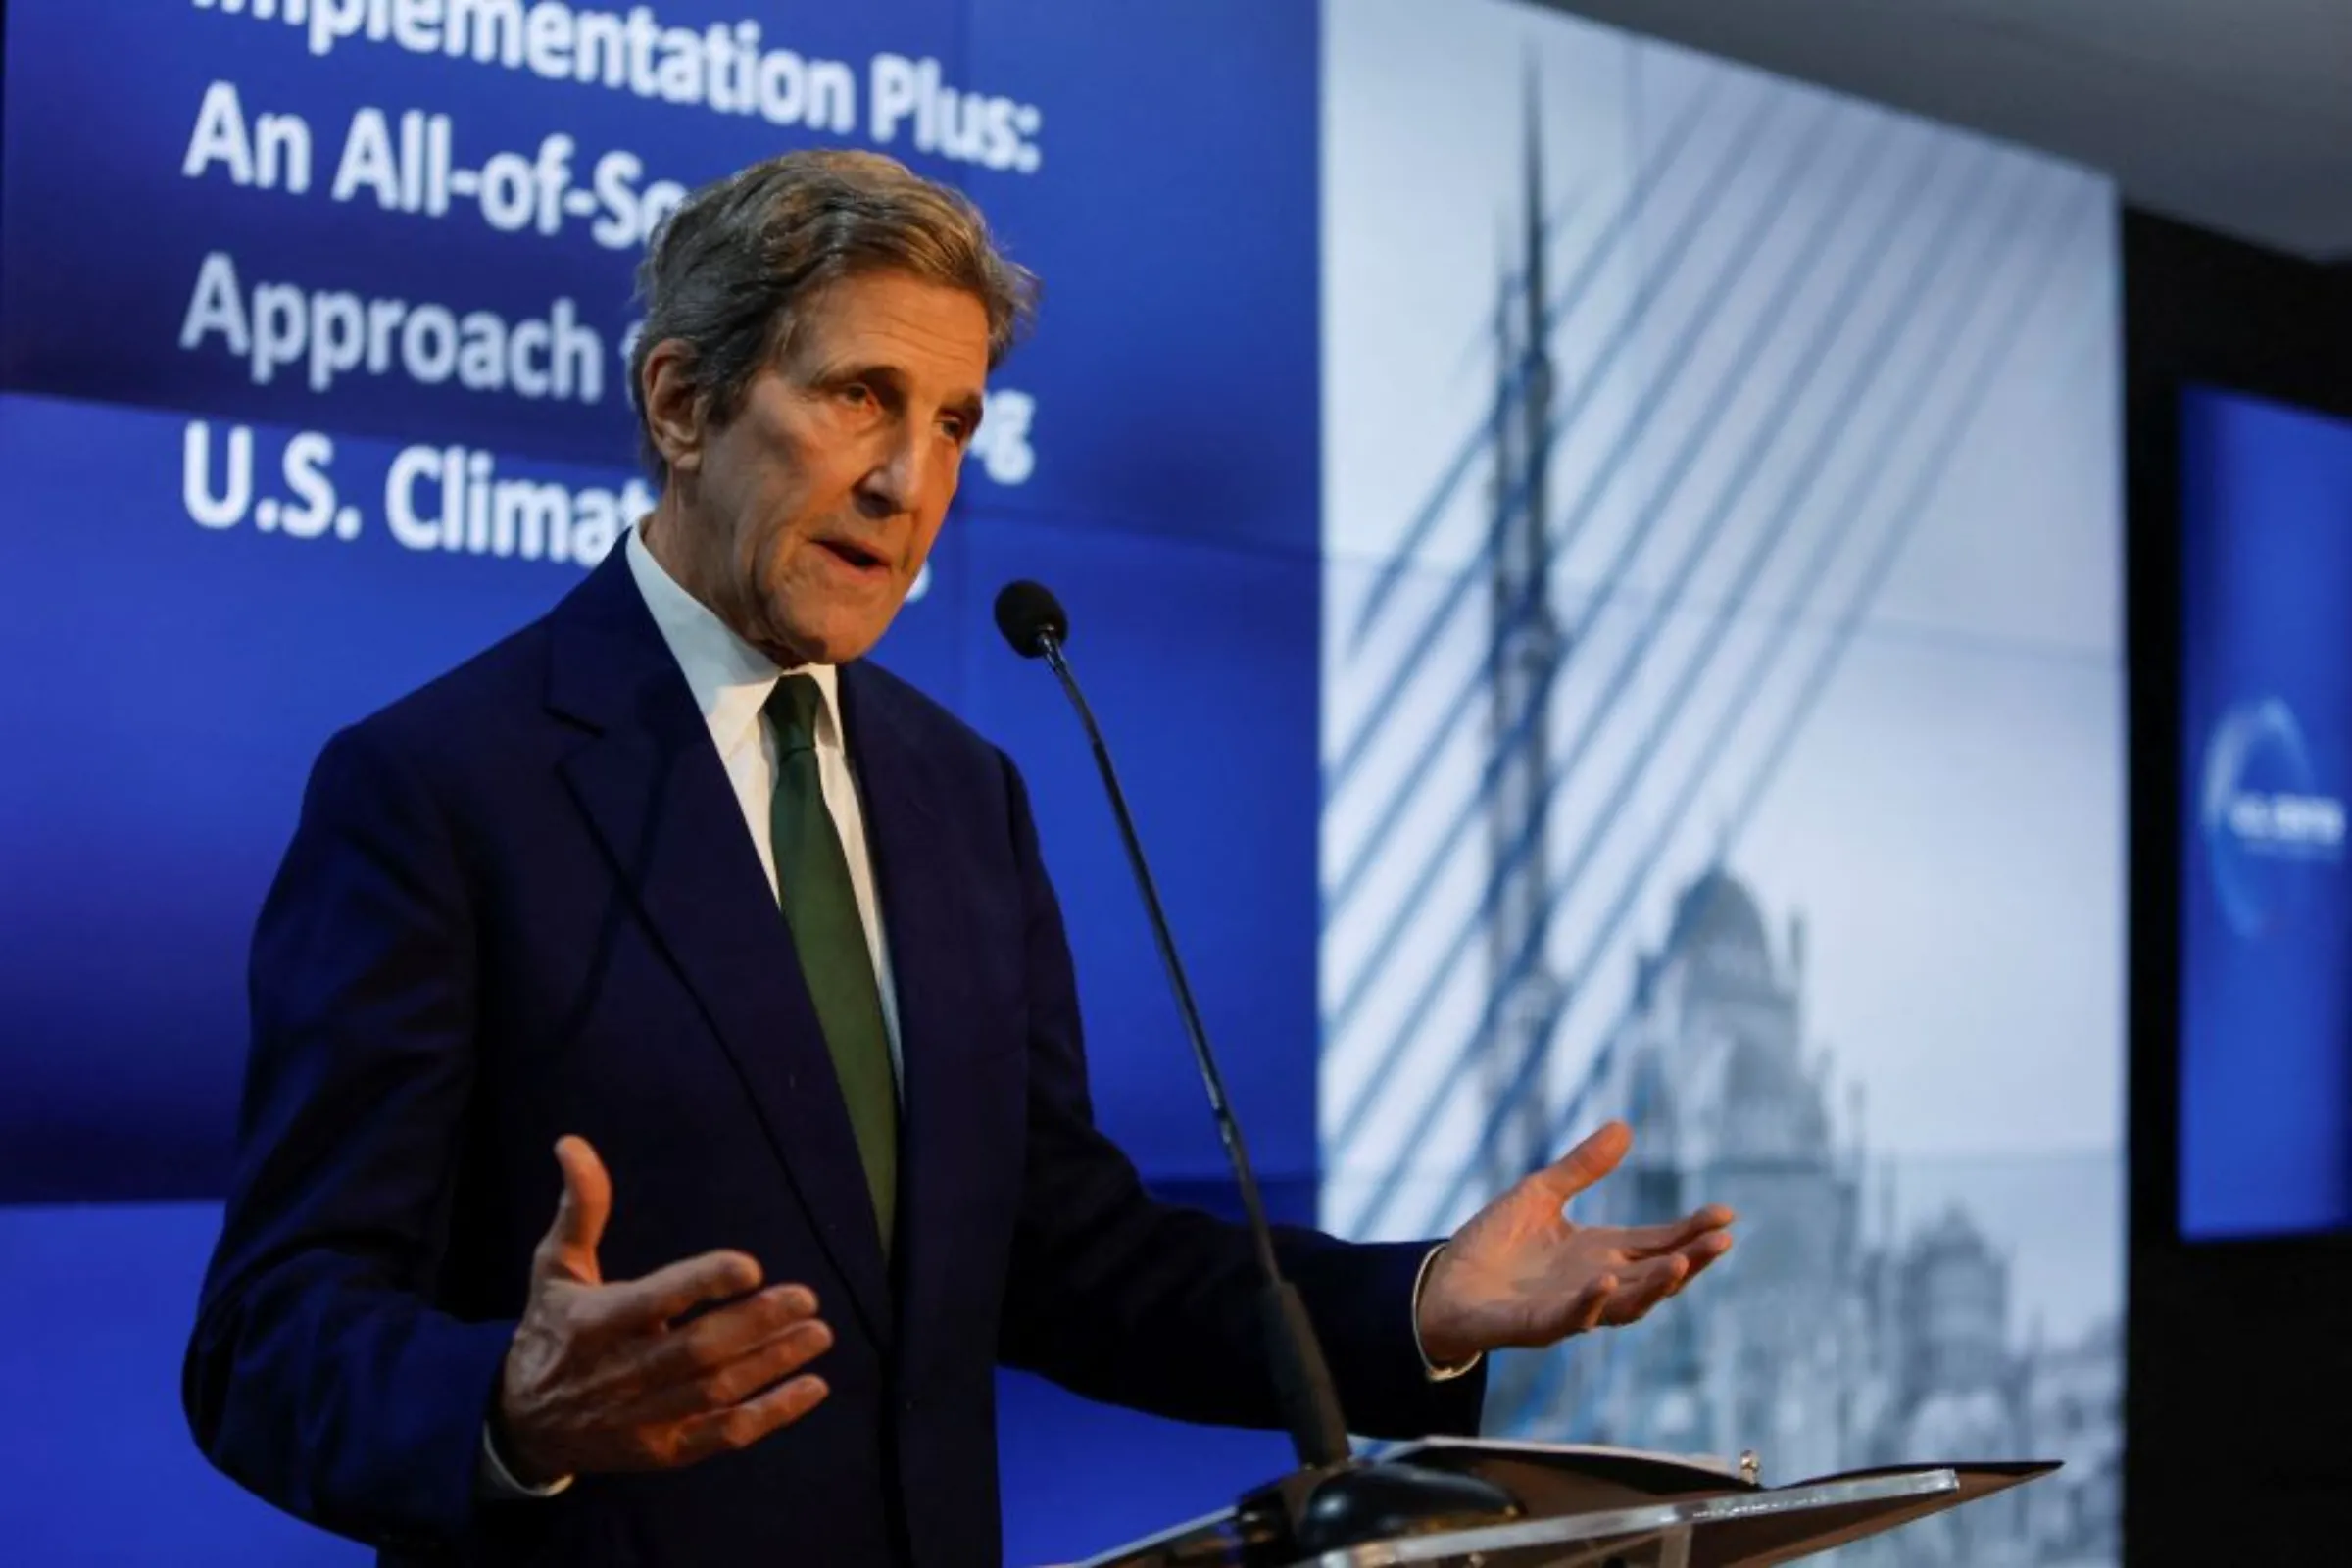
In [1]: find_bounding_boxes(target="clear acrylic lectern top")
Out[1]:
[1073,1440,2056,1568]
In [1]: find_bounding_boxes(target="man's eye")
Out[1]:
[938,415,969,443]
[839,383,874,408]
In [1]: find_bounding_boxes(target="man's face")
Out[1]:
[658,270,991,666]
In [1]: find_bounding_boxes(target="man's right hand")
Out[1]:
[493,1136,834,1487]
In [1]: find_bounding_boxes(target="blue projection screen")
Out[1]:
[2180,387,2352,1241]
[0,2,1318,1559]
[0,0,1324,1207]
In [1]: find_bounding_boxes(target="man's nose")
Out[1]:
[857,423,936,517]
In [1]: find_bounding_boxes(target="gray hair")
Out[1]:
[627,148,1039,481]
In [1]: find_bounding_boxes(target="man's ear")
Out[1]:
[640,340,707,475]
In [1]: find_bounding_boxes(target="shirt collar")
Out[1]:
[624,519,843,755]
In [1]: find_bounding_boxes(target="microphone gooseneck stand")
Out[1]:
[993,580,1521,1561]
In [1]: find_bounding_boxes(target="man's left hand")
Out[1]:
[1415,1120,1735,1367]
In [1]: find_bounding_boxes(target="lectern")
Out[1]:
[1073,1441,2057,1567]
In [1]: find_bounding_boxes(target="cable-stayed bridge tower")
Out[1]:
[1481,75,1566,1200]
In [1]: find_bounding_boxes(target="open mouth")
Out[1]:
[819,539,888,572]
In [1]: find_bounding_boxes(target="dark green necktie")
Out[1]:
[765,674,897,1250]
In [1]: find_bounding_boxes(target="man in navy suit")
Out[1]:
[184,150,1735,1566]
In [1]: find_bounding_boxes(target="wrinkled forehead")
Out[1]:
[781,270,992,393]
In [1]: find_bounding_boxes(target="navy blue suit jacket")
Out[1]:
[185,547,1484,1566]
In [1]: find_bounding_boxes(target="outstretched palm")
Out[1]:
[1415,1121,1735,1367]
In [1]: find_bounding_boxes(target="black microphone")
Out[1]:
[991,579,1066,659]
[994,579,1519,1557]
[995,578,1349,1467]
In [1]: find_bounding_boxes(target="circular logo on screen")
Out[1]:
[2200,698,2345,940]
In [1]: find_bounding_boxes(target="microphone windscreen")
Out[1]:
[993,579,1069,658]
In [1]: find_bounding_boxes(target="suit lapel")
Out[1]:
[546,552,892,1345]
[839,664,995,1349]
